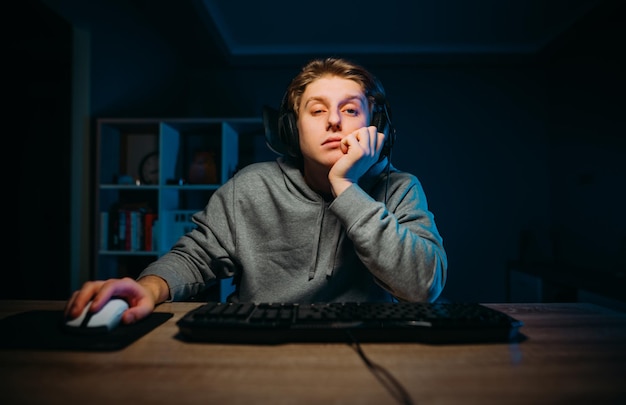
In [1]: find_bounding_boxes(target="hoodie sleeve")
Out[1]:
[138,179,238,301]
[329,174,447,302]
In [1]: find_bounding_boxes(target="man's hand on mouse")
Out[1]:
[64,276,163,325]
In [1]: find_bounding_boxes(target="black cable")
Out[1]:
[345,330,415,405]
[382,101,395,206]
[384,148,392,205]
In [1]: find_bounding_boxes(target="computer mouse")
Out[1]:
[64,298,129,334]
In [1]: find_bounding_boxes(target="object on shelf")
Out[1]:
[188,150,217,184]
[139,151,159,185]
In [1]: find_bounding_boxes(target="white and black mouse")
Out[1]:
[64,298,129,334]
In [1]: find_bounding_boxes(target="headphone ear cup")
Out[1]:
[371,104,393,160]
[277,93,301,158]
[370,110,388,136]
[263,105,288,155]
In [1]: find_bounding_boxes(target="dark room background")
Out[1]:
[13,0,625,309]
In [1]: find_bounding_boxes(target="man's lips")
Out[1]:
[322,136,342,146]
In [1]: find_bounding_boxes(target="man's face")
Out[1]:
[297,76,370,168]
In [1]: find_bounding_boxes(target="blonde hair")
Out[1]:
[284,57,385,119]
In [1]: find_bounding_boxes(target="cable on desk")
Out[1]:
[345,330,415,405]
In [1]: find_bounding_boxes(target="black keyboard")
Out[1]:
[176,302,523,344]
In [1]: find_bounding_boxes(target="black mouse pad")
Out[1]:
[0,310,173,351]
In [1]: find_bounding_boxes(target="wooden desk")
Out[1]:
[1,301,625,405]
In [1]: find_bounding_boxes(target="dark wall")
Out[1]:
[12,0,72,299]
[543,3,626,275]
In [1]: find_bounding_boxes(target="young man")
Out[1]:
[65,57,448,325]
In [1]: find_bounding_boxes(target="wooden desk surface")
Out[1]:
[1,301,625,405]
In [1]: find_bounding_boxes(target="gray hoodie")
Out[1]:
[140,157,447,303]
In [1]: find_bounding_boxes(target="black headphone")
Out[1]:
[273,84,396,161]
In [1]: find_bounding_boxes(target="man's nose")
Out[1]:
[327,109,342,131]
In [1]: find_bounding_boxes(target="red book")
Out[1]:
[144,212,157,251]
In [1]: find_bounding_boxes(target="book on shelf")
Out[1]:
[100,205,200,253]
[100,212,109,250]
[144,212,157,251]
[101,203,157,252]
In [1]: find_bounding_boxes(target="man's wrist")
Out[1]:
[138,275,170,303]
[330,179,353,197]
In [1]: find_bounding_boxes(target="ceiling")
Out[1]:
[187,0,606,66]
[46,0,612,67]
